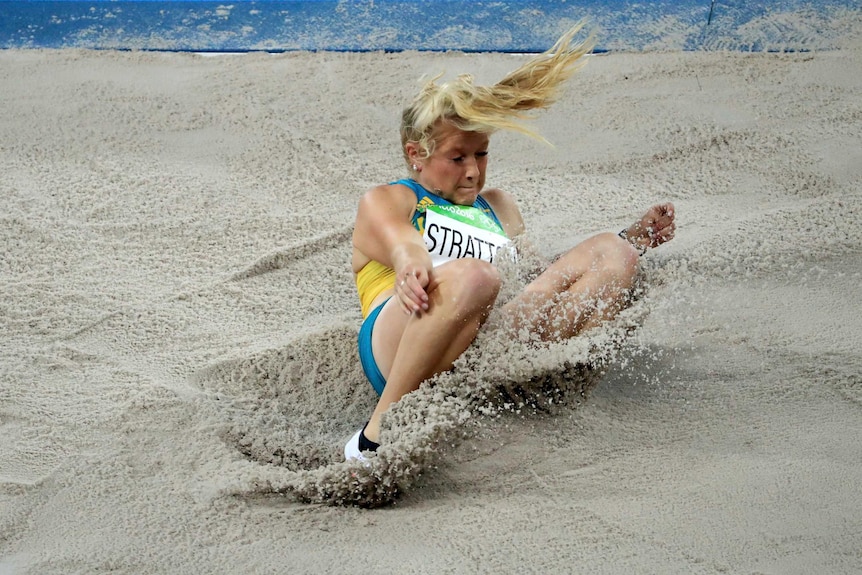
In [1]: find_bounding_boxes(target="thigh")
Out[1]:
[512,235,599,301]
[518,232,631,294]
[501,232,633,336]
[370,258,500,379]
[369,296,412,381]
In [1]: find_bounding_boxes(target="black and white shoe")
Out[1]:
[344,428,368,463]
[344,425,380,463]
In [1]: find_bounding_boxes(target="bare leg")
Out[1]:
[363,259,501,443]
[503,232,639,341]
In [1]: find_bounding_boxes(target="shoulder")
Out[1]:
[359,181,418,215]
[480,187,525,237]
[480,187,515,207]
[357,183,416,223]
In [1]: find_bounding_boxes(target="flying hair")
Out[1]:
[401,22,594,165]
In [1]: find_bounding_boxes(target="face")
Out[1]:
[407,121,490,206]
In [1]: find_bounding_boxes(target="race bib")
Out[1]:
[422,204,511,267]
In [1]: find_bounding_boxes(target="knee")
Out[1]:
[457,259,502,302]
[472,260,502,298]
[435,259,501,309]
[593,232,639,283]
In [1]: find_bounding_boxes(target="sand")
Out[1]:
[2,29,862,574]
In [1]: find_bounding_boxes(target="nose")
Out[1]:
[465,156,480,180]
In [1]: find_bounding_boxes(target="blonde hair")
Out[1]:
[401,22,594,167]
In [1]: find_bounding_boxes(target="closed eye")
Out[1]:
[452,151,489,162]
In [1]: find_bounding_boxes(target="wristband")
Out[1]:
[618,229,647,256]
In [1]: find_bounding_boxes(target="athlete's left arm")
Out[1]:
[481,187,550,270]
[479,188,525,238]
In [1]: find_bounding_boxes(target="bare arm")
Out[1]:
[353,183,431,314]
[484,187,675,257]
[480,187,525,238]
[481,187,550,270]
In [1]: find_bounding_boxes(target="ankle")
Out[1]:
[358,424,380,452]
[363,418,381,443]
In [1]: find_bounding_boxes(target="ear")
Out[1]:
[405,141,423,162]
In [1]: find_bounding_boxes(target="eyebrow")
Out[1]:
[439,143,489,155]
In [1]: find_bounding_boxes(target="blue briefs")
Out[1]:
[358,298,389,396]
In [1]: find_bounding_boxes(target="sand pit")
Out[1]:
[1,26,861,572]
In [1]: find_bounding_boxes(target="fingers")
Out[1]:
[653,222,675,246]
[658,202,674,219]
[648,203,674,224]
[651,205,676,246]
[396,269,430,315]
[641,203,676,248]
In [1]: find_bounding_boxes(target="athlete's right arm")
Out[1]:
[353,184,432,313]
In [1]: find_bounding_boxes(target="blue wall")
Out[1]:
[1,0,858,52]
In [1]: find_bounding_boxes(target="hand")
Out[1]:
[395,265,431,315]
[623,203,676,253]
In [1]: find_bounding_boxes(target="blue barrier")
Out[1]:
[1,0,858,52]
